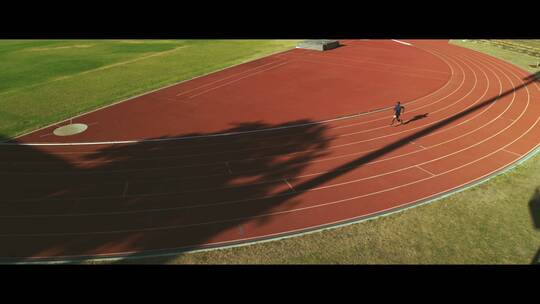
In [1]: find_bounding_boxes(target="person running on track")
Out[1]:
[391,101,405,125]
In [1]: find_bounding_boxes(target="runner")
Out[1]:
[390,101,405,126]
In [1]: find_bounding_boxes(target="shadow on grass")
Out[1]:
[0,70,539,264]
[529,187,540,265]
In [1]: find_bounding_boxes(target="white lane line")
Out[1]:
[175,59,286,97]
[187,61,290,99]
[416,165,436,177]
[410,141,426,149]
[284,179,296,192]
[502,149,522,158]
[392,39,412,46]
[294,57,445,81]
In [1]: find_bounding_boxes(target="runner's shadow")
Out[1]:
[403,113,428,125]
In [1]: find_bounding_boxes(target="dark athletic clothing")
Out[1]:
[394,104,404,121]
[394,104,403,115]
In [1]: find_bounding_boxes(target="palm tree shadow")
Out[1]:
[0,119,335,264]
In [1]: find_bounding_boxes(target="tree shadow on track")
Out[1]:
[0,120,335,263]
[1,71,539,264]
[529,187,540,264]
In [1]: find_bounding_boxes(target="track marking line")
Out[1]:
[410,141,427,149]
[502,149,522,158]
[284,179,296,192]
[392,39,413,46]
[175,59,286,97]
[294,57,445,81]
[187,61,290,99]
[416,165,436,177]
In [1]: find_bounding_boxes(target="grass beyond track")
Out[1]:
[0,40,299,139]
[85,40,540,264]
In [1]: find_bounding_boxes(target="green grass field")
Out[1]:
[0,40,299,139]
[2,39,539,264]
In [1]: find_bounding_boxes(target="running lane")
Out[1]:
[1,40,540,263]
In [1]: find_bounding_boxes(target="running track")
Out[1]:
[1,40,540,263]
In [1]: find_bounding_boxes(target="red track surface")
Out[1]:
[1,40,540,262]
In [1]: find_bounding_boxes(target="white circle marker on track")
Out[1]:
[53,124,88,136]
